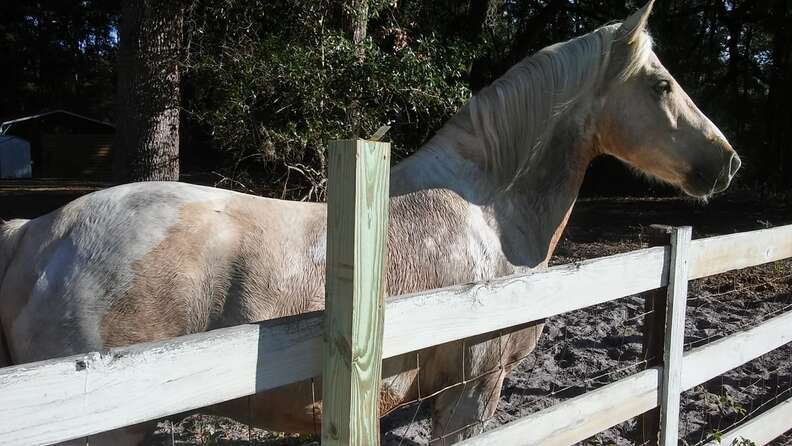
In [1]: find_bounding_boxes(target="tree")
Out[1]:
[338,0,369,135]
[113,0,184,182]
[7,0,791,195]
[341,0,368,51]
[0,0,119,120]
[765,0,792,186]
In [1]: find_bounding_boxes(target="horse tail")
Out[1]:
[0,218,28,367]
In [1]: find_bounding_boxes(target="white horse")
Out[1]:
[0,2,739,444]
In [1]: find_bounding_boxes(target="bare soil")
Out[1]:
[2,183,790,445]
[379,195,792,446]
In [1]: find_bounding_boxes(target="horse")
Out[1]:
[0,2,740,444]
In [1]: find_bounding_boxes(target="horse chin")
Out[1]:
[680,168,730,201]
[679,182,714,202]
[683,174,733,200]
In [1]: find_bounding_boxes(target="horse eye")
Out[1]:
[654,80,672,96]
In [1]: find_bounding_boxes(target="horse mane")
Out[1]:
[426,23,654,190]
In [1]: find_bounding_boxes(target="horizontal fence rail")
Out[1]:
[387,224,792,357]
[384,245,669,357]
[701,395,792,446]
[688,224,792,279]
[0,313,324,446]
[0,224,790,445]
[458,304,792,446]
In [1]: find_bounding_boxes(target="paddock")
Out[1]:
[0,140,790,445]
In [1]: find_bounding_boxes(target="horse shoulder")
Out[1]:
[385,190,510,296]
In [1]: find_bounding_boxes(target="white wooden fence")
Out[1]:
[1,140,791,445]
[2,223,790,445]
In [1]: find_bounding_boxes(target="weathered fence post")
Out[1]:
[322,139,390,446]
[659,225,691,446]
[640,226,670,444]
[640,225,692,445]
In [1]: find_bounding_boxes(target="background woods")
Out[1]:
[1,0,790,197]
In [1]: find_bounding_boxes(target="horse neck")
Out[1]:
[492,117,595,268]
[390,112,595,271]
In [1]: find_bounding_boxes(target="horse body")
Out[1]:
[0,180,544,441]
[0,2,741,444]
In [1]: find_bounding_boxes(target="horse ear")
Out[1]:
[617,0,654,44]
[604,1,655,83]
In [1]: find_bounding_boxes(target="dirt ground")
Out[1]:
[377,194,792,446]
[2,184,791,445]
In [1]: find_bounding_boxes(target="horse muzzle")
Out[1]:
[712,152,741,193]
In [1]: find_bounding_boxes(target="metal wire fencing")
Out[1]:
[147,248,792,446]
[679,260,792,445]
[379,291,660,445]
[380,257,792,446]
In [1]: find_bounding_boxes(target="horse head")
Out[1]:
[596,0,741,198]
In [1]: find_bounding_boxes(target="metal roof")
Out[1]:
[0,109,115,135]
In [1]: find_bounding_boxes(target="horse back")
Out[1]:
[2,182,325,362]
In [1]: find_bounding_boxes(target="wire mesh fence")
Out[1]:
[379,256,792,446]
[378,292,658,445]
[148,245,792,446]
[678,260,792,445]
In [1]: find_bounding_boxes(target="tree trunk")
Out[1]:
[114,0,184,182]
[766,0,792,187]
[341,0,368,51]
[338,0,368,136]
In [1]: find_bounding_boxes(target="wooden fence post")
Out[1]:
[322,139,390,446]
[659,225,692,446]
[640,225,692,445]
[640,226,670,444]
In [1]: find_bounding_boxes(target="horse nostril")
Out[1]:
[729,153,742,177]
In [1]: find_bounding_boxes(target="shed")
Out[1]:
[0,136,32,178]
[0,110,115,180]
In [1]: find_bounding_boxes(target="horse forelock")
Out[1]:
[434,24,653,192]
[612,26,655,81]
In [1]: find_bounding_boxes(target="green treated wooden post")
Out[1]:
[322,139,390,446]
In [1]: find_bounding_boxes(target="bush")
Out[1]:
[184,1,476,200]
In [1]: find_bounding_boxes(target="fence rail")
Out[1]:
[701,395,792,446]
[0,313,324,446]
[2,223,789,445]
[0,135,790,445]
[458,301,792,446]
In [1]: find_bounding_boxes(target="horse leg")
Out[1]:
[424,330,505,445]
[429,368,506,444]
[201,380,322,434]
[428,321,544,444]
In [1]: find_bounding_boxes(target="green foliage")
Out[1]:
[184,0,476,199]
[702,387,748,419]
[4,0,792,197]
